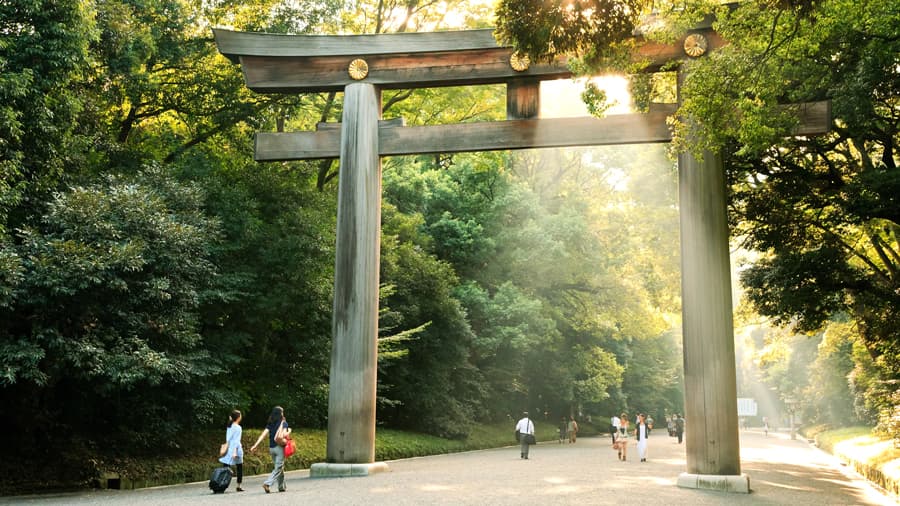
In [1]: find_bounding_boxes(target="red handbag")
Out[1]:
[283,434,295,458]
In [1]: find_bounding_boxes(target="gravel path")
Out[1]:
[3,429,894,505]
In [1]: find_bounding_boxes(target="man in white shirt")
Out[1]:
[515,412,535,459]
[610,414,620,444]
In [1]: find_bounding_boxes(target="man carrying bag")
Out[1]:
[515,412,536,459]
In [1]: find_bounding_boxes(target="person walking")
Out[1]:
[610,414,620,444]
[674,413,685,444]
[615,418,629,461]
[515,412,535,459]
[218,409,245,492]
[558,416,567,444]
[635,413,650,462]
[567,417,579,443]
[250,406,291,493]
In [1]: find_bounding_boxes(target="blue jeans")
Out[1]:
[264,445,286,490]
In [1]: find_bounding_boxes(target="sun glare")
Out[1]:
[540,76,632,118]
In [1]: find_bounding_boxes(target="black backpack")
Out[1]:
[209,466,232,493]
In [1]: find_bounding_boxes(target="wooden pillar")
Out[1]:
[677,146,741,476]
[506,78,540,119]
[326,82,381,464]
[676,74,743,486]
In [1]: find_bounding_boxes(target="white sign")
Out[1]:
[737,398,758,416]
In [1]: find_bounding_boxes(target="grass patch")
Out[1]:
[813,426,873,453]
[808,425,900,500]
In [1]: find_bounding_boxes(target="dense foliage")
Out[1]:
[495,0,643,62]
[1,168,223,444]
[696,0,899,437]
[0,0,95,230]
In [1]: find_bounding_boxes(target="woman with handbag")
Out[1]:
[218,409,245,491]
[250,406,291,493]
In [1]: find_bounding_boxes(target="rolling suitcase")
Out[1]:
[209,465,232,493]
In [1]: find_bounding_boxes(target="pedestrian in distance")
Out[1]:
[558,416,567,444]
[250,406,292,493]
[646,414,654,436]
[674,413,685,444]
[567,417,579,443]
[219,409,245,492]
[635,413,650,462]
[515,411,535,459]
[613,421,629,461]
[610,414,620,445]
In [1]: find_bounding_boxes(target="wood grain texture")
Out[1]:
[214,27,727,92]
[253,100,830,160]
[326,82,381,464]
[678,146,741,476]
[213,28,501,60]
[506,79,541,119]
[255,108,677,160]
[238,51,571,92]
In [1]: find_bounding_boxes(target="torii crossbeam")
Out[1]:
[213,24,829,490]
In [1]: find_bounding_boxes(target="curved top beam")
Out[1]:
[213,28,501,62]
[212,27,724,93]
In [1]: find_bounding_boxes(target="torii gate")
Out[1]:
[213,24,829,492]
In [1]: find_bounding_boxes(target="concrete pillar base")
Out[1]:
[310,462,389,478]
[677,472,750,494]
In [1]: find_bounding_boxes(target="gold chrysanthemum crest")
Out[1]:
[348,58,369,80]
[509,52,530,72]
[683,33,708,58]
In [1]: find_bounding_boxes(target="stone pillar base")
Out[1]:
[677,473,750,493]
[310,462,389,478]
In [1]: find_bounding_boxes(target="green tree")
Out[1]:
[619,330,682,420]
[659,0,900,379]
[179,153,337,428]
[84,0,319,171]
[740,317,874,430]
[74,0,348,428]
[383,139,682,422]
[701,0,900,434]
[495,0,644,62]
[806,320,859,427]
[456,280,559,418]
[0,0,96,230]
[0,166,222,444]
[378,202,481,438]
